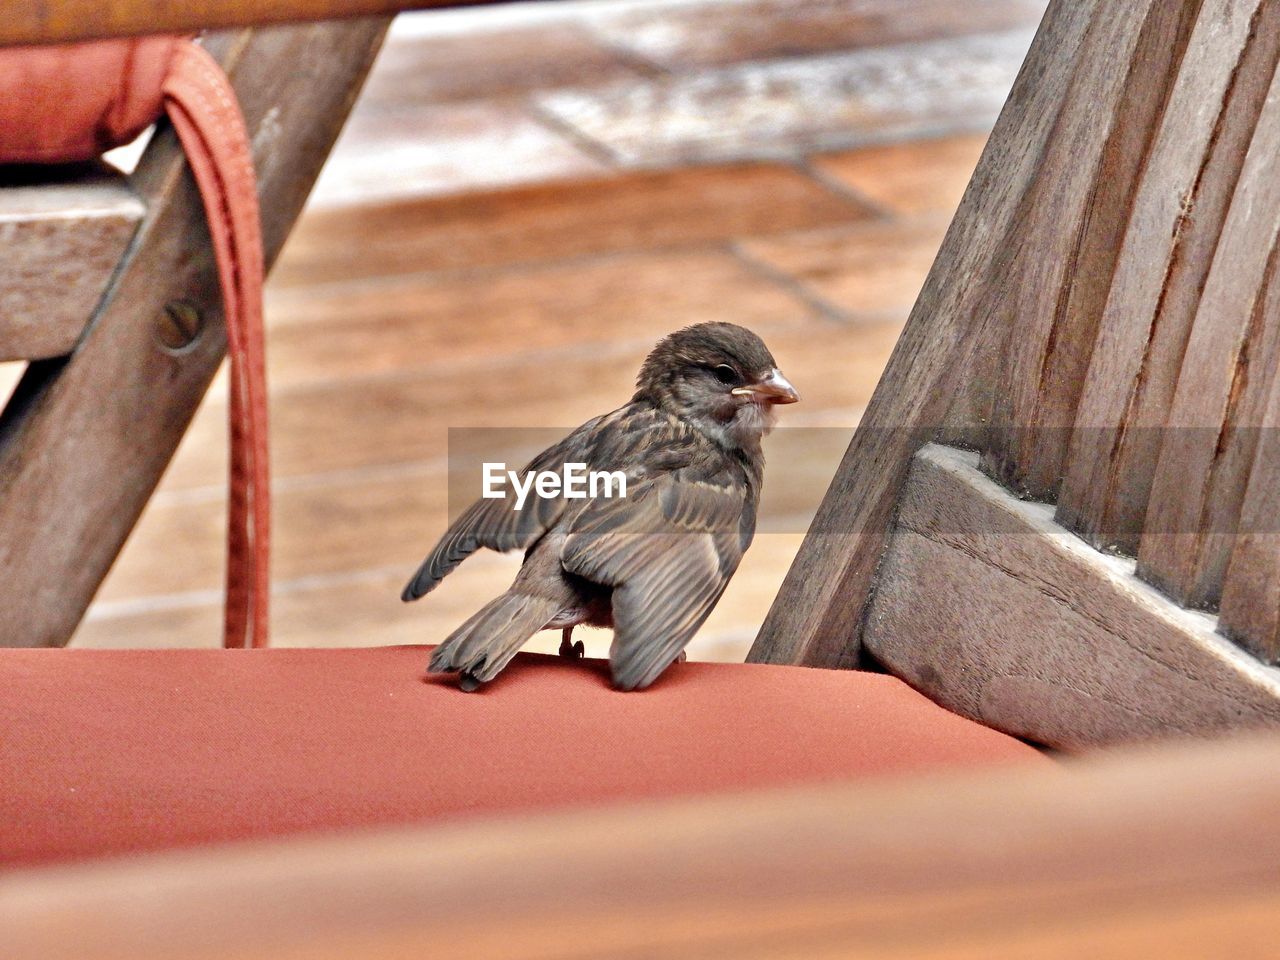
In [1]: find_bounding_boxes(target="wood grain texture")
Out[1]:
[10,735,1280,959]
[750,0,1100,668]
[1219,329,1280,660]
[273,162,878,286]
[0,0,487,46]
[1138,34,1280,609]
[1057,0,1280,555]
[980,0,1199,500]
[535,30,1032,167]
[0,167,144,361]
[863,445,1280,749]
[587,0,1048,70]
[308,98,608,208]
[809,133,988,218]
[736,217,950,320]
[357,21,652,106]
[261,247,817,391]
[0,21,388,648]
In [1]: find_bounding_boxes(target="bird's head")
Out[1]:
[634,322,799,449]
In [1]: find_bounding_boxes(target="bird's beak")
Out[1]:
[733,368,800,404]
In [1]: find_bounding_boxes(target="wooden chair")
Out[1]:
[0,20,389,648]
[7,1,1280,955]
[752,0,1280,750]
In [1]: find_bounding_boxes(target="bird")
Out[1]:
[401,322,799,691]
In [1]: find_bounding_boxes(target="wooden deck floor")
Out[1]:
[71,0,1043,659]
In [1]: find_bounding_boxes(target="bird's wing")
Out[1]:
[401,416,605,601]
[561,472,750,690]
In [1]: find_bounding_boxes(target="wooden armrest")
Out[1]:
[0,1,508,47]
[7,735,1280,959]
[0,166,143,360]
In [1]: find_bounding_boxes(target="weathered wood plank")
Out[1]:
[10,735,1280,960]
[0,1,492,47]
[1138,41,1280,609]
[0,166,144,361]
[534,30,1032,168]
[863,444,1280,749]
[980,0,1199,500]
[274,163,878,287]
[750,0,1101,667]
[587,0,1049,70]
[0,21,388,648]
[809,133,989,219]
[1219,346,1280,660]
[1057,0,1280,555]
[358,20,650,108]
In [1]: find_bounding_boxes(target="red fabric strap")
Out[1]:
[162,43,271,649]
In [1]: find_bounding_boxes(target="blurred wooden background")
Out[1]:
[64,0,1046,657]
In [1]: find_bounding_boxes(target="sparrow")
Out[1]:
[402,322,799,691]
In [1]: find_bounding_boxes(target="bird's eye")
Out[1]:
[712,364,739,385]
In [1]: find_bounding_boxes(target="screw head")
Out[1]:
[157,300,204,353]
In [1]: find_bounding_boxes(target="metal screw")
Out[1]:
[157,300,204,353]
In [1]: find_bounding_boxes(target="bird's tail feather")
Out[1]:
[429,591,560,684]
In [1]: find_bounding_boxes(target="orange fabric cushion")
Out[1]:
[0,37,180,164]
[1,647,1045,867]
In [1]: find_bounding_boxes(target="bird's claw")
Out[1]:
[559,638,585,660]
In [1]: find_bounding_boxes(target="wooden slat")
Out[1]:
[979,0,1199,500]
[736,217,950,320]
[274,163,877,287]
[356,20,651,107]
[0,20,388,648]
[308,98,608,207]
[0,166,144,361]
[1219,351,1280,660]
[809,133,989,219]
[534,29,1032,168]
[587,0,1049,70]
[0,1,490,47]
[9,736,1280,960]
[1057,0,1280,555]
[1138,40,1280,610]
[863,444,1280,749]
[749,0,1100,668]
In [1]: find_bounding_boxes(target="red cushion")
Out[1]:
[1,647,1045,867]
[0,37,180,164]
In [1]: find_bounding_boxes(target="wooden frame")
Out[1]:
[751,0,1104,669]
[8,735,1280,959]
[0,168,145,360]
[0,1,490,47]
[0,21,388,647]
[863,445,1280,749]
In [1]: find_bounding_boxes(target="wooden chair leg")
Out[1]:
[0,20,388,648]
[756,0,1280,742]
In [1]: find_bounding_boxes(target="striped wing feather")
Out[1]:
[561,474,749,690]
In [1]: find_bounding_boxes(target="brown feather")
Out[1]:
[403,322,793,690]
